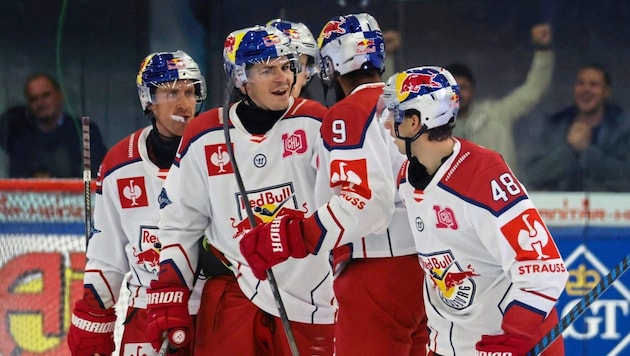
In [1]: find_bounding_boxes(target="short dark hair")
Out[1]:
[23,73,61,97]
[446,63,475,86]
[579,62,611,86]
[405,109,453,141]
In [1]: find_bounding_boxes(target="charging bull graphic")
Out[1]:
[420,252,479,310]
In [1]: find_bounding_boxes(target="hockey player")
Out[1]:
[67,50,206,356]
[239,13,428,355]
[381,66,568,356]
[145,25,335,355]
[267,18,320,98]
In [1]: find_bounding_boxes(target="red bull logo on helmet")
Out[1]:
[284,28,301,40]
[263,33,282,47]
[356,39,376,55]
[167,58,184,70]
[400,72,442,95]
[319,17,347,41]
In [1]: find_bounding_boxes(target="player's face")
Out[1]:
[242,56,294,110]
[150,79,197,137]
[25,77,64,125]
[573,68,610,116]
[383,111,408,155]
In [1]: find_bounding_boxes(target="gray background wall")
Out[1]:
[1,0,629,183]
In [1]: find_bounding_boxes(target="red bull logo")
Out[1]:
[400,73,441,94]
[320,18,346,40]
[442,266,479,289]
[284,28,300,40]
[231,184,301,237]
[263,34,281,47]
[167,58,184,70]
[133,227,162,272]
[356,39,376,55]
[420,252,478,310]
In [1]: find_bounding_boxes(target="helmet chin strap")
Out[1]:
[395,121,427,161]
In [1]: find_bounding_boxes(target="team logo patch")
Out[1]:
[205,144,233,176]
[500,209,561,261]
[330,159,371,199]
[282,129,308,157]
[433,205,458,229]
[132,225,162,273]
[117,176,148,208]
[419,252,479,310]
[230,183,307,237]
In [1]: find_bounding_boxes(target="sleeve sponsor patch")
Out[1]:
[500,209,561,261]
[329,159,371,199]
[205,143,234,176]
[117,176,148,208]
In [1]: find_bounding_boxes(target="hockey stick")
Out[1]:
[526,253,630,356]
[157,337,170,356]
[81,116,91,249]
[221,77,300,356]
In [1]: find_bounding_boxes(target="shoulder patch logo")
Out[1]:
[330,159,371,199]
[205,144,233,176]
[117,176,148,208]
[501,209,561,261]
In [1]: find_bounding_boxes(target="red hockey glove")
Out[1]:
[146,281,192,352]
[239,214,309,280]
[475,333,531,356]
[67,299,116,356]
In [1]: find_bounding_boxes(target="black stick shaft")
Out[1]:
[527,254,630,355]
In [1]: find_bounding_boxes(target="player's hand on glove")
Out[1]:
[239,212,309,280]
[67,299,116,356]
[146,281,192,352]
[475,333,531,356]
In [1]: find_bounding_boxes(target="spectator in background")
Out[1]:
[0,73,106,178]
[526,63,630,192]
[381,29,401,82]
[447,23,554,177]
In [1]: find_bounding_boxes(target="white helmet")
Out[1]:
[267,19,320,80]
[381,66,459,139]
[317,13,385,81]
[136,50,206,114]
[223,25,300,88]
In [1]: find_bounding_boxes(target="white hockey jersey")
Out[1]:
[84,126,203,312]
[397,138,568,355]
[156,97,336,324]
[303,83,417,263]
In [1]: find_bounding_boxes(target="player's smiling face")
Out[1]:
[242,56,294,111]
[150,79,197,137]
